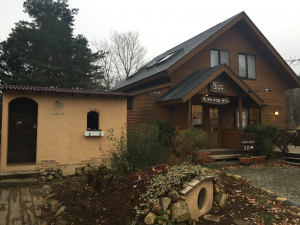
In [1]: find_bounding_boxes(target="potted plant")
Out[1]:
[239,156,253,163]
[196,151,210,159]
[200,157,215,163]
[252,155,266,162]
[84,128,104,137]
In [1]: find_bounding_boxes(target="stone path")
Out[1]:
[0,185,43,225]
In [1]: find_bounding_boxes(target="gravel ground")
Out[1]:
[221,166,300,206]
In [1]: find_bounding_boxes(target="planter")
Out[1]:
[239,157,253,163]
[196,152,210,159]
[84,131,104,137]
[200,158,215,163]
[252,156,266,162]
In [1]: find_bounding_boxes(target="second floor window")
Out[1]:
[210,49,229,67]
[239,54,256,79]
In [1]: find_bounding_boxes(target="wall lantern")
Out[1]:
[53,101,64,108]
[273,110,279,116]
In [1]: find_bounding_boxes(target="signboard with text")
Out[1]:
[201,96,230,105]
[210,80,226,94]
[241,132,256,156]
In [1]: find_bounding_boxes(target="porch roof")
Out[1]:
[156,64,264,105]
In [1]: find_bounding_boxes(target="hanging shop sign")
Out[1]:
[201,96,230,105]
[210,80,226,94]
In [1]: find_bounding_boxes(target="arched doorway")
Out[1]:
[7,98,38,164]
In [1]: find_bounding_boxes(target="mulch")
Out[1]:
[40,161,300,225]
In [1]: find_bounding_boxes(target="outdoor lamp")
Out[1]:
[273,110,279,115]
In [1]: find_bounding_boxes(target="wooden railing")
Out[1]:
[274,129,300,154]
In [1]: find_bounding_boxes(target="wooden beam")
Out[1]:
[238,96,243,131]
[188,98,191,129]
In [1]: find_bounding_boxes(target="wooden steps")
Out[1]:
[208,148,241,160]
[284,152,300,165]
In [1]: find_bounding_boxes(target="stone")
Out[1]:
[232,175,241,180]
[57,216,63,221]
[60,169,67,178]
[41,185,52,197]
[233,218,254,225]
[244,179,251,183]
[49,200,59,213]
[66,166,75,176]
[218,194,227,208]
[166,209,170,215]
[297,212,300,217]
[213,201,218,206]
[46,175,53,181]
[83,167,93,175]
[168,190,180,202]
[275,197,287,202]
[88,163,95,168]
[213,190,224,203]
[40,176,46,181]
[50,172,55,175]
[55,206,66,217]
[203,214,220,223]
[169,200,191,223]
[289,206,300,213]
[144,212,157,225]
[56,220,68,225]
[35,209,41,217]
[225,173,232,177]
[45,193,56,199]
[39,169,46,173]
[40,172,48,176]
[54,173,61,179]
[160,197,171,211]
[52,167,59,172]
[270,193,278,198]
[151,204,163,215]
[213,184,219,193]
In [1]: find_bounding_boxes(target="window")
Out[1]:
[236,108,261,129]
[210,49,229,67]
[87,111,99,130]
[239,54,256,79]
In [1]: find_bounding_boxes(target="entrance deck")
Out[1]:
[207,148,240,160]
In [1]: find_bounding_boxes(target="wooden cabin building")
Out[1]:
[111,12,300,149]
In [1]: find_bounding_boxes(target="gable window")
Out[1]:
[239,54,256,79]
[87,111,99,130]
[210,49,229,67]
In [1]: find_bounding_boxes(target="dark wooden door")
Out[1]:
[7,98,38,163]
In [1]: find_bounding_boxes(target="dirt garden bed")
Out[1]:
[39,161,300,225]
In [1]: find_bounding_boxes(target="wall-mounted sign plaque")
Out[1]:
[210,80,226,94]
[201,96,230,105]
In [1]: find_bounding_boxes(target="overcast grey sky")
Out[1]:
[1,0,299,75]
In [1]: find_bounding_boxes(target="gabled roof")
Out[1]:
[156,64,264,106]
[111,11,300,91]
[0,85,128,97]
[110,12,243,91]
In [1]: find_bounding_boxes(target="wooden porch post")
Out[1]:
[188,98,192,129]
[238,97,243,131]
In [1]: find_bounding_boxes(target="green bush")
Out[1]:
[244,124,278,157]
[172,128,208,161]
[109,124,168,179]
[153,120,176,146]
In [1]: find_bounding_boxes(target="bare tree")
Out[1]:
[110,30,147,80]
[286,56,300,65]
[286,88,300,129]
[90,31,147,90]
[90,38,115,90]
